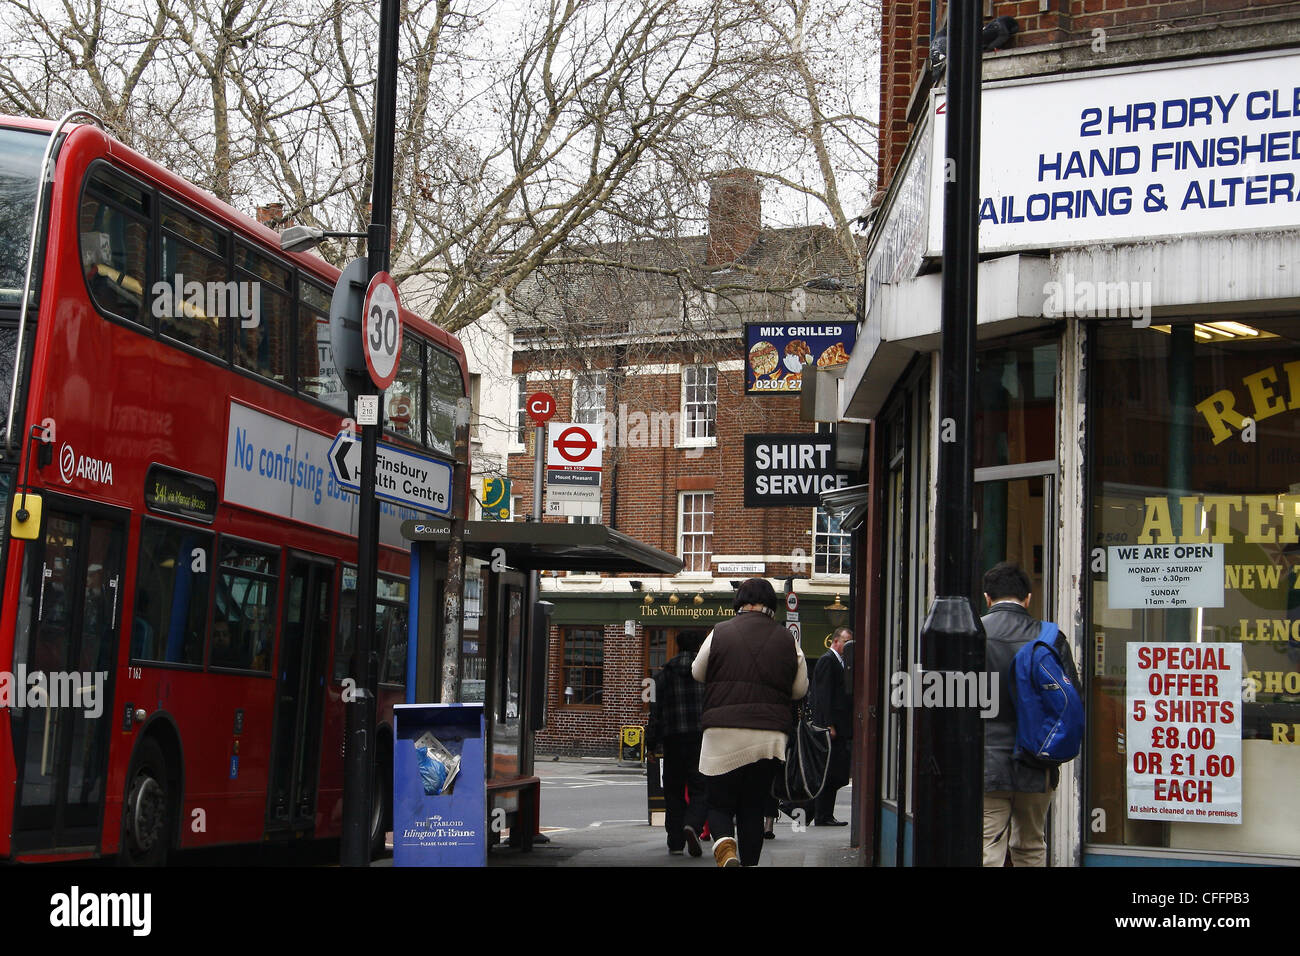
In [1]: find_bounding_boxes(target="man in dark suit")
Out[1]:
[812,626,853,826]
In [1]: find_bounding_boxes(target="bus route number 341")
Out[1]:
[364,271,403,391]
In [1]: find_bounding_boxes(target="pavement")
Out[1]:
[485,756,859,867]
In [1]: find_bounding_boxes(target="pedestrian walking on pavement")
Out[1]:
[812,626,853,826]
[693,578,808,867]
[646,629,709,857]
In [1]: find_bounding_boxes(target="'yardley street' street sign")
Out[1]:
[329,432,452,517]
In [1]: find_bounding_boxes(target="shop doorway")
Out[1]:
[971,464,1056,620]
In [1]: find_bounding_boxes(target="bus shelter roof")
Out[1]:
[400,520,684,575]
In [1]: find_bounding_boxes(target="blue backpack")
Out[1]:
[1011,622,1084,766]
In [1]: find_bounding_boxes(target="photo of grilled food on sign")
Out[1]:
[817,342,850,368]
[749,340,779,378]
[783,339,813,373]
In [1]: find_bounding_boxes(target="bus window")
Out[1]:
[380,605,409,685]
[425,345,461,457]
[333,565,356,681]
[297,279,346,409]
[159,204,229,360]
[132,519,212,666]
[80,167,150,326]
[1,127,45,309]
[334,569,408,686]
[386,337,422,442]
[234,244,291,386]
[212,539,277,671]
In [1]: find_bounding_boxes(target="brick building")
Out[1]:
[841,0,1300,865]
[490,172,861,756]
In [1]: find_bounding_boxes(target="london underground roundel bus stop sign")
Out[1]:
[364,271,403,390]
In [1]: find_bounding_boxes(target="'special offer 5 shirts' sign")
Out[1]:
[1126,642,1242,824]
[929,52,1300,253]
[744,433,852,507]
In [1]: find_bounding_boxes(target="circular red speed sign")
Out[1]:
[553,426,597,463]
[363,271,403,390]
[527,391,556,424]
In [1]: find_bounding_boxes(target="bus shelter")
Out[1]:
[400,520,682,848]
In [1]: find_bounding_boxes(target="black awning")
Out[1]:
[820,482,870,532]
[400,520,684,575]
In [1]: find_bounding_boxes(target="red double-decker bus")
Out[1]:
[0,114,467,863]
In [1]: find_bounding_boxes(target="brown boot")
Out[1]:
[713,836,740,867]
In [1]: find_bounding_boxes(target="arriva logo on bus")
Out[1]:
[59,442,113,486]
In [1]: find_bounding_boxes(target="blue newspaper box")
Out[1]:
[392,703,486,867]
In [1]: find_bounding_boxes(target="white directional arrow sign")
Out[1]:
[328,433,452,517]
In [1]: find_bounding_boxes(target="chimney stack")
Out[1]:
[706,170,761,266]
[256,202,286,228]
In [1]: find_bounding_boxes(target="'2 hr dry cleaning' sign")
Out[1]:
[929,52,1300,253]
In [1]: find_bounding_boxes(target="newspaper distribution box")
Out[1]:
[393,703,486,867]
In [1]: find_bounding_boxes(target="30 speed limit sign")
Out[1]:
[363,271,403,390]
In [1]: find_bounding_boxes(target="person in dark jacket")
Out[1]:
[647,629,708,856]
[812,626,853,825]
[981,561,1080,867]
[692,578,808,867]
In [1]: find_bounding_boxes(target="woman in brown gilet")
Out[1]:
[692,578,808,867]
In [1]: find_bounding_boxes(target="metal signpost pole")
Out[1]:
[915,0,986,867]
[342,0,398,869]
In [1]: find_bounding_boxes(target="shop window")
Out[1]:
[562,627,603,705]
[1087,318,1300,859]
[974,341,1057,468]
[212,539,277,671]
[678,491,713,573]
[132,519,211,666]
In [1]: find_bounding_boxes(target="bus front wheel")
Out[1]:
[120,738,172,866]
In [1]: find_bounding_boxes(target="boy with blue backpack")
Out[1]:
[980,562,1084,867]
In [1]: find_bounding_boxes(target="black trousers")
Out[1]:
[707,758,779,866]
[815,736,851,823]
[662,733,708,850]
